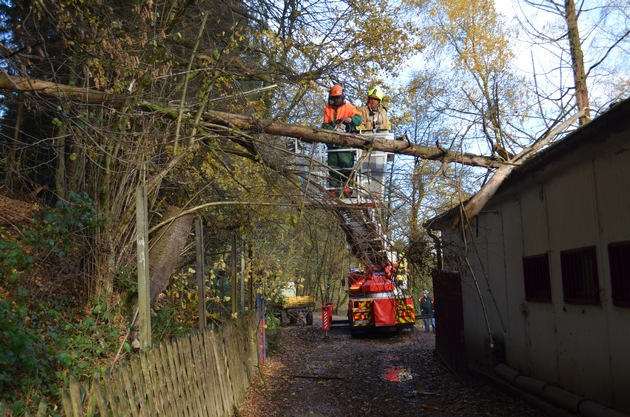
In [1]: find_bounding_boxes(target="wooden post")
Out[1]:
[231,232,238,315]
[195,217,207,328]
[240,243,245,311]
[136,184,151,349]
[248,243,254,309]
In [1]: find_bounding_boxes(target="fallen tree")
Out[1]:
[198,110,501,169]
[0,73,581,228]
[452,109,584,228]
[0,73,500,169]
[0,73,124,104]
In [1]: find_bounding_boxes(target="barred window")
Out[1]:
[609,241,630,308]
[560,246,600,304]
[523,254,551,302]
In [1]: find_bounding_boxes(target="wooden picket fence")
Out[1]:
[1,314,259,417]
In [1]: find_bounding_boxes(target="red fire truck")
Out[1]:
[325,131,416,335]
[347,265,415,335]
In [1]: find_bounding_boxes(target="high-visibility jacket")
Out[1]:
[358,105,390,132]
[322,103,362,132]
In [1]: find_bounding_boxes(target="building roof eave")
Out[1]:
[424,98,630,232]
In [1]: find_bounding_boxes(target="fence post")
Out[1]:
[240,244,245,311]
[195,216,206,328]
[136,183,151,349]
[256,293,266,365]
[231,232,238,315]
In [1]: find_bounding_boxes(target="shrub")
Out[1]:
[0,293,50,403]
[264,312,282,353]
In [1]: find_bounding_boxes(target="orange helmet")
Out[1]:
[330,84,343,96]
[328,84,345,107]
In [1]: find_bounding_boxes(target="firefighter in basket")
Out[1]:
[358,87,391,133]
[321,84,362,194]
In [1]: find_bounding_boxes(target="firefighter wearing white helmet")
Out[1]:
[358,87,391,132]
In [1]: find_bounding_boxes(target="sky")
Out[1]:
[493,0,629,110]
[384,0,630,218]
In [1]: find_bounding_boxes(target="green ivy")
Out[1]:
[0,291,124,413]
[0,293,50,403]
[0,192,111,414]
[0,239,33,282]
[264,313,282,353]
[0,192,104,280]
[25,191,105,259]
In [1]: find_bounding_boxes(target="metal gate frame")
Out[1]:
[433,270,467,379]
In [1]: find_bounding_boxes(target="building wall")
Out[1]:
[544,161,612,404]
[457,210,507,369]
[590,138,630,412]
[439,128,630,413]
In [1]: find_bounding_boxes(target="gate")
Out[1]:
[432,270,467,379]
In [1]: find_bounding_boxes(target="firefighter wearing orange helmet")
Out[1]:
[321,85,362,193]
[321,84,362,132]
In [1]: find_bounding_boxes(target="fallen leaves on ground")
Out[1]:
[235,323,548,417]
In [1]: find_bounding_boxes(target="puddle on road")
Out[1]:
[383,366,413,382]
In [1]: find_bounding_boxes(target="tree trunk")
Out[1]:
[54,125,67,200]
[452,110,584,228]
[452,163,514,228]
[91,226,115,304]
[565,0,590,125]
[6,94,24,192]
[200,110,501,169]
[0,73,122,103]
[149,205,194,304]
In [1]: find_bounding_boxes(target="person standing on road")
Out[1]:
[419,290,436,333]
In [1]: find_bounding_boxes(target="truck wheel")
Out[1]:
[306,311,313,325]
[281,310,289,326]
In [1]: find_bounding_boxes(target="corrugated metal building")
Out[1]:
[426,98,630,416]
